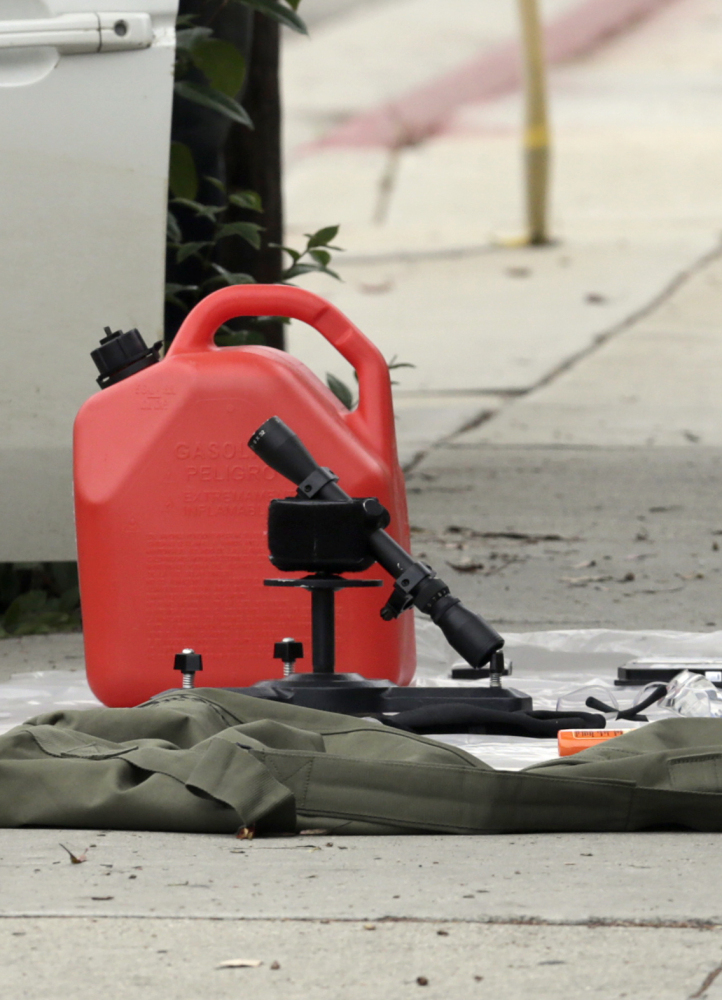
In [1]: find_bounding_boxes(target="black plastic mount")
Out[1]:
[616,664,722,688]
[234,675,532,714]
[297,466,339,499]
[268,497,390,574]
[91,326,162,389]
[451,650,512,681]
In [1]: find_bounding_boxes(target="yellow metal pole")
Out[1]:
[518,0,550,245]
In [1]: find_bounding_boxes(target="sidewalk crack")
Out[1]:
[372,146,401,225]
[689,961,722,999]
[438,235,722,449]
[530,237,722,398]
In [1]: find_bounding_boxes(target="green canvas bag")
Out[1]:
[1,689,721,834]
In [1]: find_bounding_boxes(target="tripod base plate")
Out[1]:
[228,675,532,715]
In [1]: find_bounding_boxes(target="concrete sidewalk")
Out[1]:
[3,2,722,997]
[3,827,722,1000]
[282,0,722,467]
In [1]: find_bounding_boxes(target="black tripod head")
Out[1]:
[268,497,389,574]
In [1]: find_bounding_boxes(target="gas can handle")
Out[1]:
[166,284,396,461]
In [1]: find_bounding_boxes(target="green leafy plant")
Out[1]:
[325,355,416,410]
[0,563,81,637]
[167,208,343,344]
[166,0,345,341]
[174,26,251,132]
[171,1,305,148]
[271,225,343,282]
[169,15,256,203]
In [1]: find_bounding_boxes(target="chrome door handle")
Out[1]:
[0,12,153,54]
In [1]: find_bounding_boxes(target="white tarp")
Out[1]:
[2,621,721,768]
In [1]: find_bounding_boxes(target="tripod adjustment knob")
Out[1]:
[361,497,391,531]
[274,638,304,676]
[174,648,203,689]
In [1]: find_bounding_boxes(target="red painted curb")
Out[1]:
[310,0,680,150]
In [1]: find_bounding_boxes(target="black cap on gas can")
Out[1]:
[91,327,162,388]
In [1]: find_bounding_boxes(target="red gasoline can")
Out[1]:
[74,285,416,706]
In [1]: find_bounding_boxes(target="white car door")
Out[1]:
[0,0,178,559]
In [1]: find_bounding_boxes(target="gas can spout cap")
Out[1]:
[91,326,162,389]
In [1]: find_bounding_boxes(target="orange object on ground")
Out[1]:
[557,729,626,756]
[74,285,415,707]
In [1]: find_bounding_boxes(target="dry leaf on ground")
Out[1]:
[59,844,87,864]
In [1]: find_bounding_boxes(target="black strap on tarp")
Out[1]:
[373,705,606,738]
[586,683,666,722]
